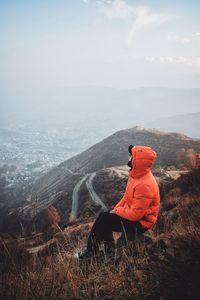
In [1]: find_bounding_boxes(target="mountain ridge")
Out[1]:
[1,126,200,235]
[59,126,200,173]
[147,112,200,138]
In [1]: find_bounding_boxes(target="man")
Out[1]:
[78,145,160,260]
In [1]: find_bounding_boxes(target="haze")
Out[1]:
[0,0,200,138]
[1,0,200,89]
[0,0,200,215]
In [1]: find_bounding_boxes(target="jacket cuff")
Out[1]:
[113,207,117,213]
[114,206,124,216]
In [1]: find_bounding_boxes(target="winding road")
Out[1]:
[69,172,108,222]
[69,174,90,221]
[86,172,108,211]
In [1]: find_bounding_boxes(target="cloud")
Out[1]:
[167,32,200,44]
[82,0,89,4]
[96,0,172,43]
[128,6,171,43]
[145,56,200,67]
[97,0,132,19]
[106,54,200,68]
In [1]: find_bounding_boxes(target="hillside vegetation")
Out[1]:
[0,168,200,299]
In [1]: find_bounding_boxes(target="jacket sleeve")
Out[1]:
[114,184,153,221]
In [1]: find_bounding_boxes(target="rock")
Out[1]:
[166,247,175,257]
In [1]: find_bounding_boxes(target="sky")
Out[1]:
[1,0,200,90]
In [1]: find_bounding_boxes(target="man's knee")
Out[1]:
[99,211,110,216]
[98,211,110,220]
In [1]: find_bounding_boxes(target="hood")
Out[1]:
[129,146,157,179]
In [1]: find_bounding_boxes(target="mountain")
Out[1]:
[15,128,200,224]
[147,112,200,138]
[60,126,200,173]
[1,126,200,235]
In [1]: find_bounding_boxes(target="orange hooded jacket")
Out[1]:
[113,146,160,229]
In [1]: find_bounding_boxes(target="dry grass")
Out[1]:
[1,169,200,299]
[1,217,200,300]
[0,232,162,300]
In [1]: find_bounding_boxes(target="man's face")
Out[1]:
[127,155,133,170]
[127,145,134,170]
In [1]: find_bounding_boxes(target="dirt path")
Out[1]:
[108,166,129,178]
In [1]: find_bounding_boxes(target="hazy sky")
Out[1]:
[1,0,200,89]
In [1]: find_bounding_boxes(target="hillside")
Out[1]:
[60,126,200,173]
[147,112,200,138]
[1,126,200,235]
[0,168,200,299]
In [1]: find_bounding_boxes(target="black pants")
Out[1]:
[87,211,148,253]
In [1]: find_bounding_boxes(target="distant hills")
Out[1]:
[1,87,200,139]
[147,112,200,139]
[60,126,200,173]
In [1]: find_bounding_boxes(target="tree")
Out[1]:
[43,206,61,234]
[176,148,186,166]
[185,149,196,169]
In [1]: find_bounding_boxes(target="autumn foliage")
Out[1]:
[43,206,61,233]
[176,148,200,168]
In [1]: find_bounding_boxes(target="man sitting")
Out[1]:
[78,145,160,259]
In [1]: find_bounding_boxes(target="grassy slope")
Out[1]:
[0,169,200,300]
